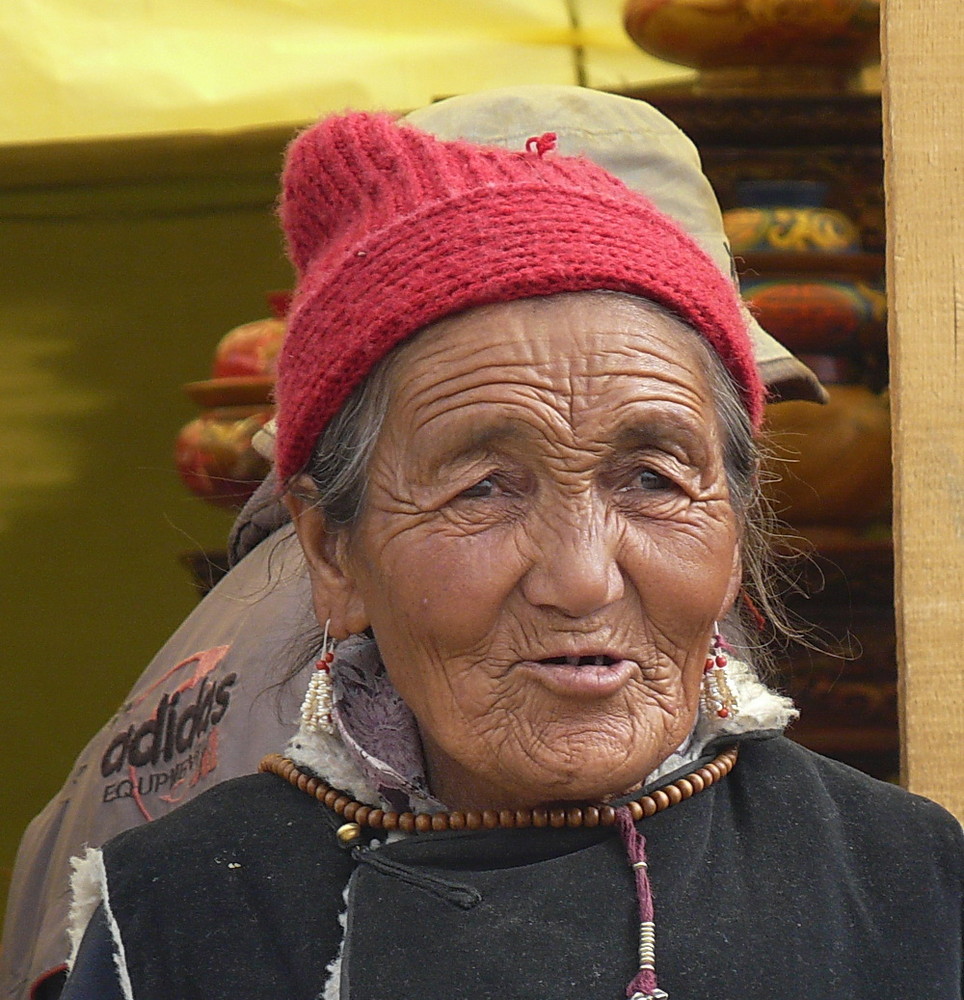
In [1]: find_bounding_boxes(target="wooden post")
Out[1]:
[882,0,964,818]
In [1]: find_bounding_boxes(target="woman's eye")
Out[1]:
[458,476,497,500]
[633,468,673,491]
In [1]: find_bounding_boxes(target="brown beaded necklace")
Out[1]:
[259,744,738,837]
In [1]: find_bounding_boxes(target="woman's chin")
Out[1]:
[426,711,689,809]
[485,752,661,808]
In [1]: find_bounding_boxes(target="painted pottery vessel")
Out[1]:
[762,387,891,528]
[724,180,860,254]
[212,316,285,378]
[176,300,288,510]
[174,405,273,510]
[724,180,887,356]
[740,278,885,354]
[624,0,881,92]
[721,178,890,528]
[724,206,859,254]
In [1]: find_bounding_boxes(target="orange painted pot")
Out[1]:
[624,0,880,91]
[762,386,891,528]
[741,278,885,354]
[212,316,285,378]
[174,405,273,510]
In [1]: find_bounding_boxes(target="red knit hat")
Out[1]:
[275,111,764,484]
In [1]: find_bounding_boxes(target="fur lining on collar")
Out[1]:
[287,643,797,809]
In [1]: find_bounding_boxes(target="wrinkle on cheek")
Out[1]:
[463,687,687,789]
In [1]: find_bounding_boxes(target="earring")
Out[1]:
[700,624,737,721]
[300,619,335,734]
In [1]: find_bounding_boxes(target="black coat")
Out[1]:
[66,735,963,999]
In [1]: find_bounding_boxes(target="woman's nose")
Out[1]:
[520,502,625,618]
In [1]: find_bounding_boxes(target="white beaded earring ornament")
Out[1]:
[700,623,737,720]
[300,619,335,734]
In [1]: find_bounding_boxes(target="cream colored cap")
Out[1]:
[406,85,825,404]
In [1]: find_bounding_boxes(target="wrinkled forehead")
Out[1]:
[385,292,718,392]
[376,292,723,447]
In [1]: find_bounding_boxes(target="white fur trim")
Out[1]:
[66,848,104,969]
[67,848,134,1000]
[693,656,798,748]
[287,728,381,807]
[320,882,351,1000]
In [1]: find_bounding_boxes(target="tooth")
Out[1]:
[566,656,579,666]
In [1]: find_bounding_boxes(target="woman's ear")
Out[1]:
[284,488,370,640]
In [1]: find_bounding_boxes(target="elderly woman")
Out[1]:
[62,87,962,1000]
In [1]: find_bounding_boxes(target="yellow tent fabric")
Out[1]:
[0,0,687,144]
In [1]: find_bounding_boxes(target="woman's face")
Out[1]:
[309,293,741,809]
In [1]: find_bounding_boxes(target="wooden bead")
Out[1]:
[651,789,671,811]
[641,796,658,818]
[448,811,466,830]
[664,784,683,806]
[343,801,359,821]
[567,807,584,827]
[499,810,516,828]
[514,810,532,828]
[549,808,566,828]
[297,773,310,791]
[482,810,499,829]
[332,796,350,814]
[398,813,416,833]
[414,814,432,833]
[432,813,449,832]
[323,789,339,808]
[366,808,382,827]
[382,812,399,831]
[688,772,705,793]
[627,801,644,821]
[598,805,616,826]
[583,806,600,828]
[676,778,694,799]
[465,811,482,831]
[532,808,548,828]
[354,806,371,825]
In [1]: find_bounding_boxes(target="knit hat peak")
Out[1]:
[281,111,632,275]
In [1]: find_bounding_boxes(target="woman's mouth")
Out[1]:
[517,653,635,699]
[540,654,619,667]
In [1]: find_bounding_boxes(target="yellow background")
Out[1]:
[0,0,687,143]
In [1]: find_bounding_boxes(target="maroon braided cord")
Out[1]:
[615,806,662,1000]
